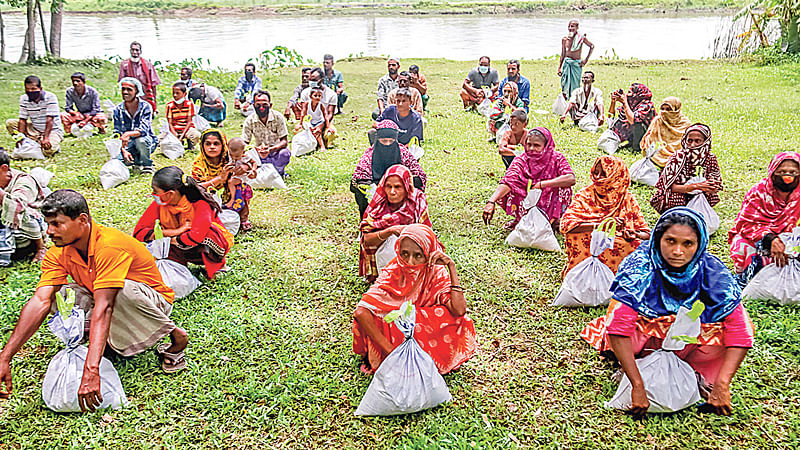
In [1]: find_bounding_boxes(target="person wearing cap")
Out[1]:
[188,82,226,126]
[114,77,156,174]
[118,41,161,113]
[460,56,499,110]
[372,57,401,120]
[61,72,107,135]
[322,54,347,114]
[5,75,64,157]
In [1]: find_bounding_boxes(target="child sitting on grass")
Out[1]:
[224,137,257,232]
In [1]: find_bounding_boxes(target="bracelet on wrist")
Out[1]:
[450,285,465,293]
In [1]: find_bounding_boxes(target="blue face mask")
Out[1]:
[478,65,489,74]
[309,81,319,88]
[153,193,168,206]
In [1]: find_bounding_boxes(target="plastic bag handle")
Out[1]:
[596,217,617,237]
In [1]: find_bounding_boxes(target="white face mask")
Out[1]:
[174,95,186,105]
[131,56,141,63]
[478,65,489,74]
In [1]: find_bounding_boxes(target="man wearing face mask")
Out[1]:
[118,41,161,113]
[234,63,262,117]
[299,67,338,121]
[6,75,63,157]
[242,90,291,178]
[460,56,499,110]
[373,57,401,120]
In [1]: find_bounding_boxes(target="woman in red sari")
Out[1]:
[134,166,234,279]
[359,164,432,283]
[353,224,477,374]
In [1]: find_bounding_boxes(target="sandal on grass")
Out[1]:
[156,343,187,373]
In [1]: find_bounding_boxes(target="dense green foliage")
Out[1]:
[0,57,798,448]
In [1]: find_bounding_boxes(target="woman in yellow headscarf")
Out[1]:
[640,97,693,167]
[192,128,230,191]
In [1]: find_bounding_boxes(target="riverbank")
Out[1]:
[1,57,799,447]
[46,0,746,15]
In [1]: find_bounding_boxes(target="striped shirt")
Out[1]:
[165,99,195,134]
[18,91,64,135]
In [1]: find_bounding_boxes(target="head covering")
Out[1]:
[729,152,800,242]
[361,224,449,311]
[499,127,573,222]
[642,97,693,167]
[502,81,519,102]
[622,83,655,125]
[370,120,402,183]
[559,156,648,234]
[611,207,741,323]
[361,165,431,232]
[192,128,230,183]
[119,77,144,98]
[387,57,400,64]
[660,123,712,189]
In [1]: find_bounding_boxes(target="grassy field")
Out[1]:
[59,0,745,14]
[0,56,799,448]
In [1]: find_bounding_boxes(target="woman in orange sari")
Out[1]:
[559,155,650,277]
[353,224,477,374]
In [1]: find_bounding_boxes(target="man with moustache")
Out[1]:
[0,189,188,412]
[242,90,291,178]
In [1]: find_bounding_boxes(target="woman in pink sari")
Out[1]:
[482,127,575,230]
[729,152,800,286]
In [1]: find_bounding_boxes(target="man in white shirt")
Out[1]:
[5,75,64,157]
[560,71,605,127]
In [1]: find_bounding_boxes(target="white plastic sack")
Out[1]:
[605,350,701,413]
[193,114,211,132]
[495,123,511,143]
[552,94,568,117]
[597,128,620,155]
[477,88,494,117]
[146,238,201,299]
[662,302,705,352]
[741,227,800,305]
[30,167,54,187]
[552,228,615,307]
[249,163,287,190]
[578,111,599,133]
[291,129,317,157]
[355,302,452,416]
[407,136,424,161]
[505,189,560,252]
[98,159,130,190]
[70,123,94,139]
[102,99,116,115]
[687,194,720,235]
[42,306,127,412]
[104,138,122,159]
[12,135,45,160]
[219,209,241,236]
[375,234,399,272]
[159,133,184,160]
[630,144,660,186]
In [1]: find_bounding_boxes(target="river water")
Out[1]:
[2,12,731,68]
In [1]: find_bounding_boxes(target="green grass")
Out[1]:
[59,0,745,14]
[1,56,800,448]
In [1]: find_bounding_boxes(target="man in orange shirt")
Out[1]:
[0,190,188,412]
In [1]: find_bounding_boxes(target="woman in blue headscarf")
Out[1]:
[581,207,754,416]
